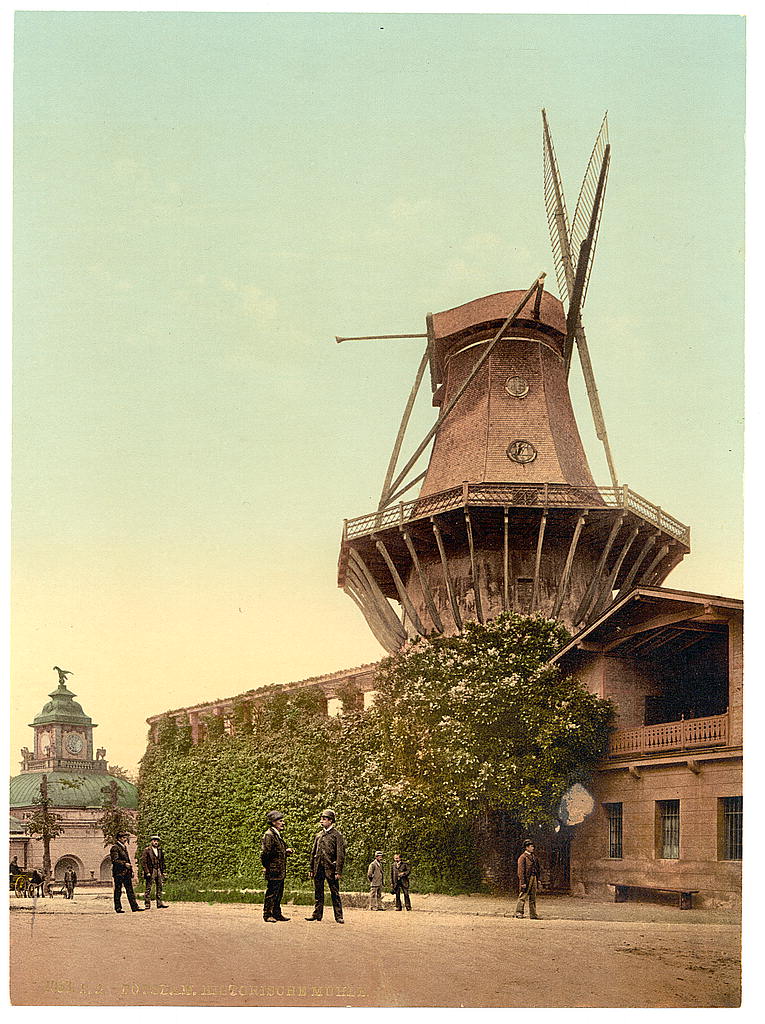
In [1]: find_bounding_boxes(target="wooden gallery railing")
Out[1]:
[342,482,690,546]
[608,712,729,758]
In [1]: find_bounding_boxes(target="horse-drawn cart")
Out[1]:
[10,870,45,897]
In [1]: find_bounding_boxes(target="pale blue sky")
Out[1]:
[12,12,744,770]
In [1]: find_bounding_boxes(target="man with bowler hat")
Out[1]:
[110,831,144,913]
[515,839,541,919]
[305,808,345,924]
[391,853,412,911]
[260,811,292,923]
[141,834,169,909]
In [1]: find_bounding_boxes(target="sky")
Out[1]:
[10,12,745,773]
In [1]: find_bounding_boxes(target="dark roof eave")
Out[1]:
[549,585,743,665]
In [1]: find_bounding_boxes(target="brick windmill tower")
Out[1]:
[337,113,690,653]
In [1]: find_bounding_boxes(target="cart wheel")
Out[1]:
[14,876,26,898]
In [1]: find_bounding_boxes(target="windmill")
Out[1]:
[335,113,690,652]
[542,109,618,490]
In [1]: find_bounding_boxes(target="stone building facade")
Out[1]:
[10,676,138,883]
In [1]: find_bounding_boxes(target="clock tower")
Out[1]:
[11,670,137,881]
[26,676,100,771]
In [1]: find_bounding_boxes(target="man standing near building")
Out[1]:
[68,867,77,900]
[305,808,345,924]
[63,868,72,898]
[110,831,144,914]
[367,850,384,910]
[260,811,292,923]
[515,839,541,920]
[141,834,169,909]
[391,852,412,911]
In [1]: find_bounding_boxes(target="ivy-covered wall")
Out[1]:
[138,615,612,893]
[139,690,479,892]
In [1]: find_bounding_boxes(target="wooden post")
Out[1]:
[503,508,510,612]
[432,518,462,631]
[574,512,624,625]
[615,531,659,603]
[552,513,587,619]
[402,529,444,633]
[375,537,427,636]
[531,510,548,611]
[464,510,484,624]
[591,526,640,619]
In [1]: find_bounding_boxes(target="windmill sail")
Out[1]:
[569,112,609,310]
[542,108,575,303]
[542,110,618,489]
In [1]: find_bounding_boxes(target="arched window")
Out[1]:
[54,855,84,881]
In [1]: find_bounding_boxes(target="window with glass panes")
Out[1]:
[720,796,742,860]
[605,802,623,858]
[657,800,680,859]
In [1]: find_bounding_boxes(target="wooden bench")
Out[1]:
[613,884,699,910]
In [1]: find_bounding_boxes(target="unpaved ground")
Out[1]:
[10,893,741,1007]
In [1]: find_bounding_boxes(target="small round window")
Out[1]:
[505,376,530,398]
[507,440,537,464]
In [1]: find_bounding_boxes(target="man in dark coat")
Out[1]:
[391,853,412,911]
[514,839,541,919]
[68,869,77,900]
[110,831,144,913]
[260,811,292,923]
[141,835,169,909]
[305,808,345,924]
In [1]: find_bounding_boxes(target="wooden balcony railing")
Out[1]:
[342,482,690,546]
[608,712,729,758]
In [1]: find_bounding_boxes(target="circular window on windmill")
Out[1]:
[505,375,530,399]
[507,439,537,464]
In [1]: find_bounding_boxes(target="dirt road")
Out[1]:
[10,897,740,1007]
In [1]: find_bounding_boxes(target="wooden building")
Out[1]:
[552,586,742,907]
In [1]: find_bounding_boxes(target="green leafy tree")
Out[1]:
[98,778,137,845]
[26,774,63,888]
[371,614,613,838]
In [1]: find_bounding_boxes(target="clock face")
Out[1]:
[507,439,538,464]
[505,375,530,399]
[65,732,84,755]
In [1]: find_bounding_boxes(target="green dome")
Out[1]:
[30,681,94,728]
[9,771,138,810]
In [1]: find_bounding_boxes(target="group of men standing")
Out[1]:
[259,808,415,923]
[102,817,540,922]
[366,850,412,911]
[109,831,169,913]
[260,807,347,924]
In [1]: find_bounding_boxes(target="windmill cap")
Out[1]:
[431,290,566,345]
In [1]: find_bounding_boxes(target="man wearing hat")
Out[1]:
[367,850,384,910]
[141,834,169,909]
[515,839,542,920]
[110,831,144,913]
[305,809,345,924]
[260,811,293,923]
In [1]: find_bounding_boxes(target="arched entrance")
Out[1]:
[54,855,84,881]
[100,856,113,882]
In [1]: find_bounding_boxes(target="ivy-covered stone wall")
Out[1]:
[138,615,612,893]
